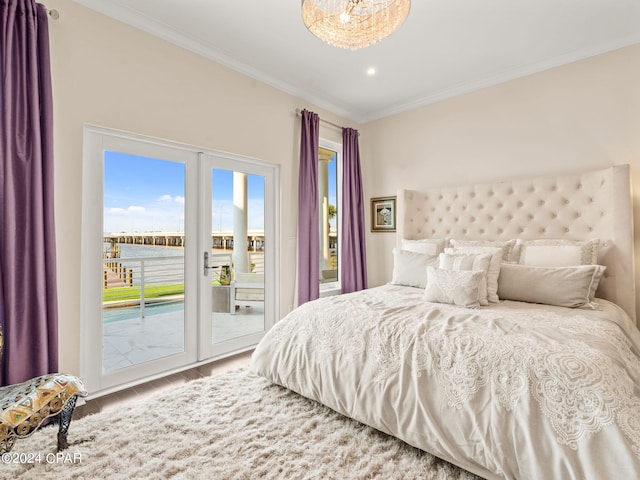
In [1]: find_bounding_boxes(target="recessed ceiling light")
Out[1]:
[367,67,376,76]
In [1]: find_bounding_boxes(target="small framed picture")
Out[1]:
[371,196,396,232]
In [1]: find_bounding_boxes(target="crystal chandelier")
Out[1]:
[301,0,411,50]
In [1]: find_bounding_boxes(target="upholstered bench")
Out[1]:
[0,330,87,453]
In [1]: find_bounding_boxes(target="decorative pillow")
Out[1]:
[390,248,438,289]
[424,267,484,308]
[445,247,502,303]
[517,239,599,267]
[438,252,491,305]
[449,239,517,262]
[497,263,606,308]
[401,238,447,256]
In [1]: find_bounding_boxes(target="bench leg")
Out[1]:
[0,430,16,454]
[57,395,78,451]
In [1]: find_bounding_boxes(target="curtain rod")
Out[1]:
[41,4,60,19]
[295,108,344,131]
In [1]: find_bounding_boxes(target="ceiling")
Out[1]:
[71,0,640,123]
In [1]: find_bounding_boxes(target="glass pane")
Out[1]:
[210,168,265,343]
[319,147,338,284]
[102,152,185,372]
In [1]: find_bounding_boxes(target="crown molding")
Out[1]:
[71,0,360,122]
[362,35,640,123]
[71,1,640,125]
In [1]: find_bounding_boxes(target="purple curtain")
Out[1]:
[0,0,58,385]
[341,128,367,293]
[297,110,320,305]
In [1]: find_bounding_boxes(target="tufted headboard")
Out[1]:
[397,165,636,321]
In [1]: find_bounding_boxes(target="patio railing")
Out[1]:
[103,252,257,318]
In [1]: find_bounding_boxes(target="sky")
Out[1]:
[103,151,266,233]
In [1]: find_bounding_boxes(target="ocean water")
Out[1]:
[103,244,186,289]
[102,244,238,289]
[104,243,184,259]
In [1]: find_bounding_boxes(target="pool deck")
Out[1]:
[103,306,264,372]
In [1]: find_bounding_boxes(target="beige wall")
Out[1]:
[362,44,640,318]
[47,0,354,375]
[46,0,640,375]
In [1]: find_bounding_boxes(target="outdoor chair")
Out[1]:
[230,272,264,314]
[0,327,87,453]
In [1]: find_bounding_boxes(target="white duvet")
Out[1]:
[251,284,640,480]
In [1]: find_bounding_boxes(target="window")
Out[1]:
[319,140,341,291]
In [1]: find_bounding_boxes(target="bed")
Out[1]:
[251,165,640,480]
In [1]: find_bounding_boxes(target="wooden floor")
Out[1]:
[73,350,253,420]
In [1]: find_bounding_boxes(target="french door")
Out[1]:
[197,152,277,360]
[81,127,278,395]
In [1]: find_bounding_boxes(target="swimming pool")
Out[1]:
[102,301,184,323]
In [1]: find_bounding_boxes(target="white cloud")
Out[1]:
[105,205,146,215]
[157,194,185,205]
[104,198,264,234]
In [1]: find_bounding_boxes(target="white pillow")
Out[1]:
[497,263,606,308]
[390,248,438,289]
[450,239,517,262]
[438,252,491,305]
[401,238,447,256]
[517,239,599,267]
[445,246,502,303]
[424,267,484,308]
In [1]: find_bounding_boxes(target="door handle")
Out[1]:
[204,251,209,276]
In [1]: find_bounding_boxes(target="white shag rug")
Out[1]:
[6,369,482,480]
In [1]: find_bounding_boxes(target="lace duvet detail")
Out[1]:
[408,309,640,454]
[528,341,633,448]
[261,287,640,458]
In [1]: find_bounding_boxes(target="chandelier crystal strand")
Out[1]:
[302,0,411,50]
